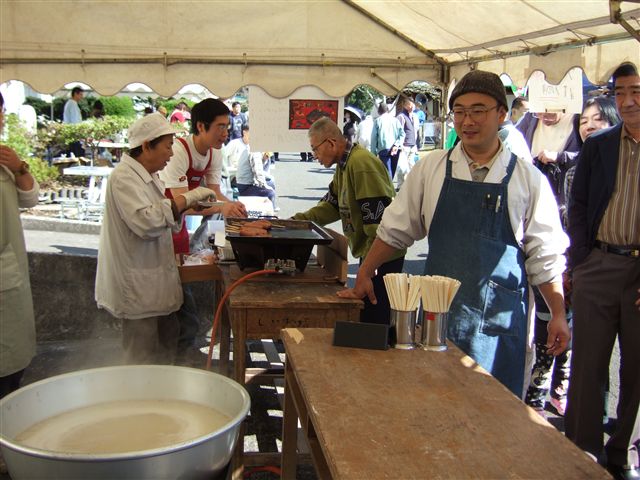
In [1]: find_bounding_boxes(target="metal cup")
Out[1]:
[390,309,417,350]
[421,311,449,351]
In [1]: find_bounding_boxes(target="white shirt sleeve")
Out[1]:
[377,147,567,286]
[159,141,190,189]
[205,148,223,186]
[110,169,176,240]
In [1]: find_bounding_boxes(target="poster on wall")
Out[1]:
[289,99,339,129]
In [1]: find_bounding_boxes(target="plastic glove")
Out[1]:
[180,187,216,209]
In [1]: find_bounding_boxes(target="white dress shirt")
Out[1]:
[377,143,568,286]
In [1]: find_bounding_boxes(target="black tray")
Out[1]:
[224,218,333,271]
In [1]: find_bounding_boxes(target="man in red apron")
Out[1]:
[160,99,247,355]
[340,71,570,397]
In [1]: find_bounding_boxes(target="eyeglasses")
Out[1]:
[310,138,330,153]
[212,122,229,132]
[449,105,499,122]
[532,112,560,120]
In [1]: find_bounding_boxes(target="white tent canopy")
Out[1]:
[1,0,638,98]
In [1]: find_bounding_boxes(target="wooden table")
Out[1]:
[217,265,362,384]
[216,265,362,479]
[281,328,610,480]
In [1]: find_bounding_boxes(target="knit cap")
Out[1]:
[449,70,508,111]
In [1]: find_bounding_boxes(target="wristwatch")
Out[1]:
[14,161,30,176]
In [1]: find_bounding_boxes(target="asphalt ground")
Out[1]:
[11,152,620,479]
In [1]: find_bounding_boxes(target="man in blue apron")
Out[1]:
[340,70,570,397]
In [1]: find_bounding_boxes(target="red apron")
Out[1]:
[165,137,212,254]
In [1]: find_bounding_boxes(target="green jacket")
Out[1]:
[293,144,405,261]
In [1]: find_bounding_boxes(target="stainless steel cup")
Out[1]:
[390,309,417,350]
[421,311,449,351]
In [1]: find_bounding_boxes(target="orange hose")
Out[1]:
[206,269,277,370]
[243,465,282,477]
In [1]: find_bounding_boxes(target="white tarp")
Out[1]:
[0,0,638,95]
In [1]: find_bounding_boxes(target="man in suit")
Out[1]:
[565,62,640,480]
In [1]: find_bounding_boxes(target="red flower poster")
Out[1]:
[289,99,339,130]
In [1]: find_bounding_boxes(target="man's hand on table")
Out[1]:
[337,271,376,304]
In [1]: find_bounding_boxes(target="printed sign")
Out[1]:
[527,67,583,114]
[289,99,339,129]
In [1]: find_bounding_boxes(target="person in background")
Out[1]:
[160,99,247,357]
[565,62,640,480]
[343,110,359,145]
[293,117,405,325]
[157,105,168,117]
[395,97,420,190]
[91,100,105,119]
[169,102,188,124]
[63,86,84,157]
[525,97,621,420]
[499,115,533,163]
[415,103,426,149]
[234,125,277,210]
[370,102,404,179]
[510,97,529,125]
[0,91,39,399]
[517,108,580,209]
[95,114,215,364]
[341,70,570,397]
[228,101,248,142]
[356,111,374,151]
[563,96,621,225]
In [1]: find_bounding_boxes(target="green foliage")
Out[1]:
[33,115,131,160]
[156,98,194,114]
[100,96,136,118]
[52,97,67,122]
[2,114,33,158]
[25,157,59,185]
[346,85,384,117]
[25,96,52,120]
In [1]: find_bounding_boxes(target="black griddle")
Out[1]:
[224,218,333,271]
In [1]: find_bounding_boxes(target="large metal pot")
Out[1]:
[0,365,250,479]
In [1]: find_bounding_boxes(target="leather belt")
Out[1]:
[595,241,640,258]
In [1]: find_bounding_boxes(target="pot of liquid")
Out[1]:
[0,365,250,479]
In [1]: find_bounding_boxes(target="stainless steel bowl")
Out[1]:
[0,365,250,479]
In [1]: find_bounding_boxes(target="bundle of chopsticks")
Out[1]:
[383,273,422,311]
[419,275,461,313]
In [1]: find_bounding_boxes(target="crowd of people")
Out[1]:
[1,60,638,480]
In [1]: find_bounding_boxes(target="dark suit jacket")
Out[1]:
[567,123,623,269]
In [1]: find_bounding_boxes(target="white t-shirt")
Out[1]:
[159,135,222,189]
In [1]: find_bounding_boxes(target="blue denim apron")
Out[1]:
[424,149,528,395]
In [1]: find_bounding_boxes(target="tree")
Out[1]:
[345,85,384,116]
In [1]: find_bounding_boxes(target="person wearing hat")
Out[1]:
[95,113,215,364]
[340,70,570,396]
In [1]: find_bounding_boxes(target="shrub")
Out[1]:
[100,97,136,118]
[2,113,33,158]
[25,157,59,185]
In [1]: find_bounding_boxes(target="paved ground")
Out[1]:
[8,152,620,479]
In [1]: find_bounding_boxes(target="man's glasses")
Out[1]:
[311,138,329,153]
[448,105,499,122]
[532,112,560,121]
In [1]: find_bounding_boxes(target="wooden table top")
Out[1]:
[220,265,363,310]
[282,328,609,480]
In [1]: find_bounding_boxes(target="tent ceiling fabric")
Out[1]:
[0,0,638,96]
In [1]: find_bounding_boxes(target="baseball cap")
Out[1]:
[127,113,175,148]
[449,70,508,111]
